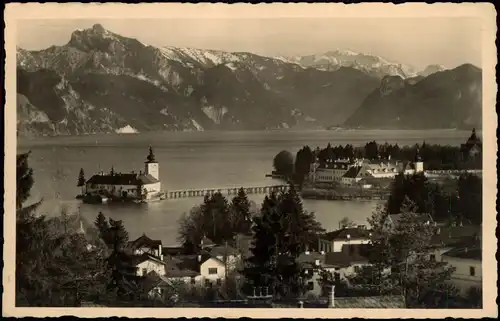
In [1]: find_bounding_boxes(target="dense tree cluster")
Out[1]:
[178,188,254,253]
[16,152,155,306]
[16,152,109,306]
[386,172,482,225]
[242,186,324,299]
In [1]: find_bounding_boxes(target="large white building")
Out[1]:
[308,149,424,185]
[84,146,162,200]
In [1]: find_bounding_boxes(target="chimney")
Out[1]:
[328,285,335,308]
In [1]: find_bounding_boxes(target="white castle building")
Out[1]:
[84,146,162,200]
[309,148,424,185]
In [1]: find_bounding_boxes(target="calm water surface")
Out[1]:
[18,129,471,245]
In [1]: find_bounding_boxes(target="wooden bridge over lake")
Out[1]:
[164,185,290,199]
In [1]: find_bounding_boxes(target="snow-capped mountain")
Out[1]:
[16,24,380,136]
[278,50,418,79]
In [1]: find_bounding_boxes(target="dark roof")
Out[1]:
[209,245,240,257]
[200,236,215,247]
[332,295,406,308]
[343,166,362,178]
[387,213,433,226]
[141,271,173,293]
[321,227,372,241]
[442,244,482,261]
[165,252,219,275]
[129,234,162,250]
[323,252,353,268]
[162,246,184,256]
[131,253,166,266]
[86,173,159,186]
[340,243,372,263]
[297,252,326,265]
[430,225,481,247]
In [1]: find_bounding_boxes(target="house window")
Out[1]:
[354,266,361,273]
[142,268,147,276]
[216,279,222,286]
[190,277,196,284]
[205,279,211,286]
[470,266,476,276]
[430,254,436,262]
[208,268,218,275]
[334,272,340,281]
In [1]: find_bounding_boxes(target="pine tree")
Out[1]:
[94,212,111,245]
[105,219,138,301]
[230,187,252,235]
[77,168,86,187]
[242,194,281,295]
[146,146,156,162]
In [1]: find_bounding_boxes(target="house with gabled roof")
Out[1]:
[132,253,167,277]
[163,252,227,287]
[318,226,372,253]
[128,233,163,259]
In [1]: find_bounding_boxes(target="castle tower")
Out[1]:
[414,144,424,173]
[145,146,159,180]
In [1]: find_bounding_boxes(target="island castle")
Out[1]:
[84,146,162,201]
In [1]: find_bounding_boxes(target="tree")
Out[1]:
[16,152,108,306]
[105,219,139,301]
[338,216,355,229]
[458,174,482,225]
[294,146,314,186]
[230,188,252,235]
[77,168,86,192]
[366,197,457,308]
[146,146,156,162]
[242,186,324,299]
[17,151,34,210]
[364,141,379,160]
[177,193,235,252]
[273,150,295,179]
[94,212,111,246]
[386,173,436,215]
[242,193,282,296]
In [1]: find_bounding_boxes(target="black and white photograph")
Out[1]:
[4,2,497,318]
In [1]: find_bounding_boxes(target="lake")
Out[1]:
[17,129,472,246]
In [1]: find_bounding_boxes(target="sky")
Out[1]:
[17,18,482,70]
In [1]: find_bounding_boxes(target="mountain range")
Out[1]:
[16,24,482,136]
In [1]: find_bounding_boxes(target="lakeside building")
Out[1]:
[308,149,424,185]
[84,147,162,200]
[460,128,482,162]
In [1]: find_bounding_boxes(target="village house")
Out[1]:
[84,146,161,200]
[132,253,168,277]
[441,242,482,295]
[384,212,434,229]
[128,233,163,259]
[426,224,481,262]
[162,252,227,287]
[318,226,372,253]
[297,243,373,297]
